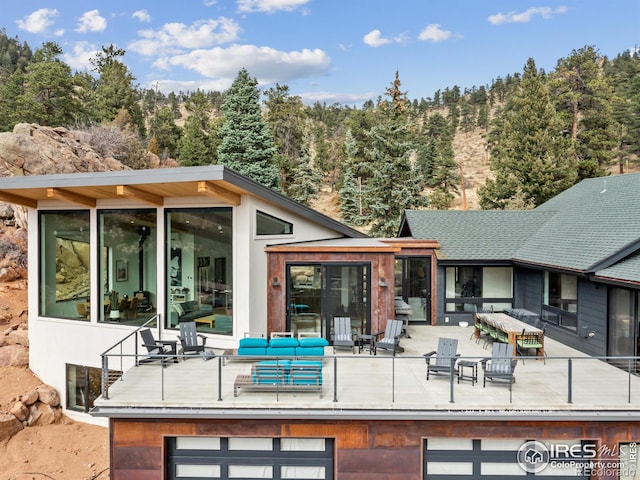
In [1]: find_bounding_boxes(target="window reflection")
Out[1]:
[39,210,90,320]
[166,208,233,335]
[98,209,157,324]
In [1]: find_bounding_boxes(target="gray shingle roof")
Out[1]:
[401,172,640,282]
[401,210,554,261]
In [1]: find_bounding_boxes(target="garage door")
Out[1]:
[167,436,334,480]
[425,438,590,479]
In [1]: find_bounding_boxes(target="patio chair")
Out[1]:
[139,328,177,367]
[178,321,208,357]
[372,319,404,356]
[423,337,460,380]
[332,316,355,354]
[516,329,546,364]
[481,343,517,391]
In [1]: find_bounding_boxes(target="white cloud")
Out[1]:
[128,18,241,56]
[418,24,452,42]
[488,6,568,25]
[363,29,392,48]
[16,8,58,34]
[237,0,311,14]
[164,44,331,85]
[150,78,232,95]
[62,41,99,72]
[132,10,151,23]
[75,10,107,33]
[204,0,218,6]
[299,90,377,106]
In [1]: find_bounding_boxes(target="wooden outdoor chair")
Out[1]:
[332,316,355,354]
[423,337,460,380]
[372,319,404,356]
[481,343,517,392]
[178,321,208,357]
[516,329,546,364]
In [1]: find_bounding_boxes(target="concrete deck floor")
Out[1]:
[93,324,640,419]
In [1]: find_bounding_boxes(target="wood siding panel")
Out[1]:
[111,417,640,480]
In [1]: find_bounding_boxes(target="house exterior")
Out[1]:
[399,172,640,361]
[4,166,640,479]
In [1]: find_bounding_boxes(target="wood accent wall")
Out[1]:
[267,251,396,335]
[110,417,640,480]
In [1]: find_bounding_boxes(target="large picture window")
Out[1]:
[445,266,513,313]
[39,210,90,319]
[166,208,233,335]
[98,209,157,324]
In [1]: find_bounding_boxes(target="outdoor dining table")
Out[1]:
[475,312,545,358]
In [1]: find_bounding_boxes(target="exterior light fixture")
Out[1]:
[272,277,280,287]
[379,277,387,287]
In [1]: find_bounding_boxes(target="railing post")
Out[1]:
[392,356,395,403]
[449,357,455,403]
[567,358,573,404]
[629,358,633,404]
[218,356,223,402]
[101,354,109,400]
[333,357,337,403]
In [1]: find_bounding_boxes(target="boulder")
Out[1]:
[7,327,28,346]
[0,413,23,441]
[27,402,62,426]
[21,389,38,405]
[0,344,29,366]
[9,401,28,421]
[37,385,60,406]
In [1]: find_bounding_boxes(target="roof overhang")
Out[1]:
[0,165,367,238]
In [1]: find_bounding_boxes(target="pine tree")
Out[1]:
[362,71,427,236]
[217,68,278,188]
[177,90,215,166]
[479,58,577,209]
[550,45,620,179]
[17,42,81,127]
[339,129,364,226]
[264,84,306,191]
[91,45,143,135]
[286,135,321,205]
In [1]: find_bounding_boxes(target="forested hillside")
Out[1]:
[1,30,639,235]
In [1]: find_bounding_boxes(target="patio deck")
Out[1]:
[92,324,640,420]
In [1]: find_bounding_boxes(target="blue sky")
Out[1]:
[5,1,640,105]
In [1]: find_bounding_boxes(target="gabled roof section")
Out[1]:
[401,173,640,275]
[400,210,554,261]
[595,251,640,285]
[514,173,640,272]
[0,165,367,239]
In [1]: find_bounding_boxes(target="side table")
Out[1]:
[356,334,373,354]
[457,360,478,385]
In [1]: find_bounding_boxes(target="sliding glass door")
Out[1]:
[287,263,370,340]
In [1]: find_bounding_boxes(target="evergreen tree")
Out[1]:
[550,45,620,179]
[150,106,182,159]
[91,45,143,135]
[178,115,214,166]
[362,71,427,236]
[17,42,81,127]
[177,90,215,166]
[479,58,577,209]
[286,135,321,205]
[217,68,278,188]
[264,84,306,190]
[339,129,364,226]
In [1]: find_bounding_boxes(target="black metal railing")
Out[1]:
[97,348,640,408]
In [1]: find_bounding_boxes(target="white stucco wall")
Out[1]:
[27,193,348,423]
